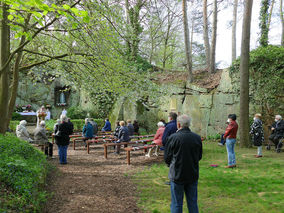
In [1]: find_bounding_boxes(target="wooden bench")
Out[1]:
[130,134,155,139]
[72,135,114,150]
[102,139,153,159]
[124,144,156,165]
[86,138,116,154]
[52,132,82,144]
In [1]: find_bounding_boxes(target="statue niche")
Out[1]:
[54,86,70,107]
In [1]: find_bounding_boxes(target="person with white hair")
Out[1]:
[269,115,284,150]
[54,115,73,164]
[16,120,33,142]
[145,121,165,157]
[250,113,264,158]
[165,114,202,213]
[34,121,53,157]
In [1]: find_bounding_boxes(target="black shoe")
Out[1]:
[165,181,170,185]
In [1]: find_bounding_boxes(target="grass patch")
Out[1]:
[0,133,49,212]
[133,140,284,213]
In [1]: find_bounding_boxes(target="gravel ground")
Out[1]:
[42,142,164,213]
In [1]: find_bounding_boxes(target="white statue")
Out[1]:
[59,92,66,104]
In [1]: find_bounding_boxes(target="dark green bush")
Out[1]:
[0,133,48,211]
[67,106,87,119]
[11,112,23,121]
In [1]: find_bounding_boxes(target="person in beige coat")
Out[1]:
[16,120,33,143]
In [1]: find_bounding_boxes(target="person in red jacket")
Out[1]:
[145,122,165,157]
[224,114,239,168]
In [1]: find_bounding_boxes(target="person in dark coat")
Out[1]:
[165,114,202,213]
[162,112,178,146]
[102,118,112,131]
[55,115,73,164]
[127,119,134,136]
[67,118,74,134]
[250,113,264,158]
[82,118,94,146]
[115,121,131,154]
[269,115,284,149]
[133,120,139,135]
[90,118,98,136]
[114,121,120,138]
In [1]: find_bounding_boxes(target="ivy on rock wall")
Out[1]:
[230,45,284,117]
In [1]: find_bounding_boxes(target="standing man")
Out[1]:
[165,114,202,213]
[162,112,178,147]
[223,114,238,168]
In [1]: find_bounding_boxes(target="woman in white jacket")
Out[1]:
[16,120,33,142]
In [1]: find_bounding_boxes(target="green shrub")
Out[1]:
[67,106,87,119]
[45,119,57,131]
[9,120,19,132]
[11,112,23,121]
[0,133,48,211]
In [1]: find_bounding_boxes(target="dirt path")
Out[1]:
[42,142,163,213]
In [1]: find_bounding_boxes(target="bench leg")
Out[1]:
[104,144,108,159]
[127,150,130,165]
[87,141,90,154]
[73,140,76,150]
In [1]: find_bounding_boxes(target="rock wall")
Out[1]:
[112,69,243,137]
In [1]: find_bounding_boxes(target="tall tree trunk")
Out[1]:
[6,36,26,129]
[259,0,270,47]
[162,8,171,69]
[281,0,284,46]
[202,0,210,70]
[267,0,275,31]
[232,0,238,62]
[209,0,217,73]
[182,0,193,82]
[125,0,131,58]
[240,0,253,148]
[0,3,10,134]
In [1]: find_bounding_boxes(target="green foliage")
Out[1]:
[133,141,284,212]
[259,0,270,47]
[9,120,19,132]
[67,106,87,119]
[11,112,23,121]
[45,119,56,131]
[207,133,221,140]
[0,134,48,211]
[230,45,284,116]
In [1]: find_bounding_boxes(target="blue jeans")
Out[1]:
[226,138,236,166]
[170,181,199,213]
[57,145,68,164]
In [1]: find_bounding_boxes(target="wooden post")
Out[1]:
[73,138,76,150]
[87,141,90,154]
[104,144,108,159]
[127,150,130,165]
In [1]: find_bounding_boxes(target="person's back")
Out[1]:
[127,123,134,136]
[16,121,30,141]
[55,121,73,146]
[165,128,202,184]
[154,126,165,146]
[162,112,178,146]
[118,126,131,142]
[34,126,48,143]
[90,120,98,135]
[83,122,94,138]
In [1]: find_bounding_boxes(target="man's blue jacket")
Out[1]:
[162,120,178,146]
